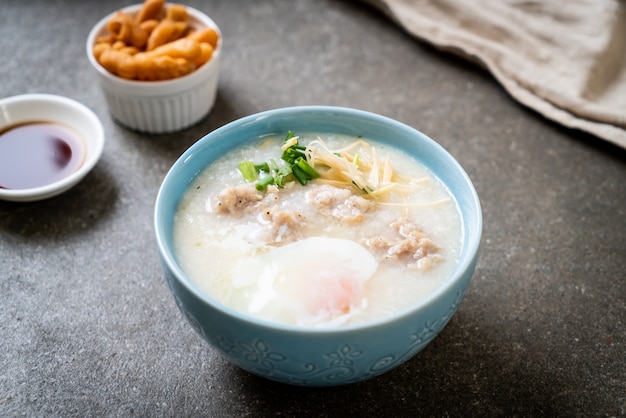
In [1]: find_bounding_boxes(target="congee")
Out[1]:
[173,132,463,327]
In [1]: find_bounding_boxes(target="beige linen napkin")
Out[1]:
[362,0,626,149]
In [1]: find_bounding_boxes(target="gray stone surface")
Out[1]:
[1,0,624,416]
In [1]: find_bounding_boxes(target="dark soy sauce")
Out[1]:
[0,122,85,190]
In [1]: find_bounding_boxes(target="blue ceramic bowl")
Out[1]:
[155,106,482,387]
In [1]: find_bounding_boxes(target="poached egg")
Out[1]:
[229,236,379,327]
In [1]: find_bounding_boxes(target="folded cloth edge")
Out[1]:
[362,0,626,149]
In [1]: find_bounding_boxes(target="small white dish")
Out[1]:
[0,94,105,202]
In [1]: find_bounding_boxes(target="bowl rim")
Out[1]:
[85,3,222,94]
[0,93,105,202]
[154,105,482,333]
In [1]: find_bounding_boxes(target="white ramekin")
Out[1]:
[86,4,222,134]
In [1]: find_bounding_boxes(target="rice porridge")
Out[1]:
[173,133,463,327]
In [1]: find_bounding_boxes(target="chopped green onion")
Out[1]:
[268,158,279,172]
[291,165,309,185]
[256,175,275,191]
[254,162,269,172]
[239,131,320,191]
[238,161,259,182]
[294,157,319,179]
[281,146,305,165]
[274,165,293,188]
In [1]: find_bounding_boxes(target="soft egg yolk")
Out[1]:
[301,266,361,317]
[229,237,379,327]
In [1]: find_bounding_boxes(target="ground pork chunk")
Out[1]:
[211,184,305,244]
[362,216,443,271]
[257,206,306,244]
[212,183,279,214]
[212,183,262,214]
[306,184,374,223]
